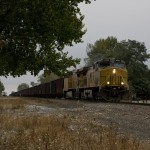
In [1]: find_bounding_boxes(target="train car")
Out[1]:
[38,83,47,97]
[20,88,29,97]
[37,82,51,98]
[51,78,64,98]
[44,82,51,98]
[29,86,35,97]
[64,58,129,102]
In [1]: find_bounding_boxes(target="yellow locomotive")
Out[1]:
[64,58,129,102]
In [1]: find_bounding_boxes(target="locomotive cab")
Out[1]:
[96,58,129,101]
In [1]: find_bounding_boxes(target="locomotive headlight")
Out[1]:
[113,69,116,74]
[107,81,110,85]
[121,82,124,85]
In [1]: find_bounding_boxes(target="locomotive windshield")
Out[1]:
[93,58,125,69]
[93,59,111,69]
[99,59,111,67]
[113,60,125,68]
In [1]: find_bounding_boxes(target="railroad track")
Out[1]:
[7,96,150,106]
[77,98,150,106]
[97,100,150,106]
[121,101,150,106]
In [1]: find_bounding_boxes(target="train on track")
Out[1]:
[11,58,130,102]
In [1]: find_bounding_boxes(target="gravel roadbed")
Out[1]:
[24,98,150,143]
[83,102,150,141]
[2,97,150,144]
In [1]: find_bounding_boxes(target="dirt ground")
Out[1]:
[1,97,150,144]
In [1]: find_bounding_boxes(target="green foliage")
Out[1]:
[0,0,93,76]
[85,37,118,65]
[0,80,5,95]
[85,37,150,97]
[17,83,29,91]
[38,72,59,83]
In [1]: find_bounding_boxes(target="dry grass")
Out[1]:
[0,97,149,150]
[0,98,26,113]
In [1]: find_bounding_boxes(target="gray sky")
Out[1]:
[1,0,150,95]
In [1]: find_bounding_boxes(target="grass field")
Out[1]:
[0,97,149,150]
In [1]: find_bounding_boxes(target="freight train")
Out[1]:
[11,58,129,102]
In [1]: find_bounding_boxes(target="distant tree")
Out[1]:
[11,91,15,94]
[30,82,35,87]
[30,81,39,87]
[38,72,59,83]
[10,91,15,96]
[0,0,94,77]
[17,83,29,91]
[85,37,150,97]
[0,80,5,95]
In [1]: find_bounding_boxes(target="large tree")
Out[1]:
[0,0,93,76]
[17,83,29,91]
[85,37,150,97]
[0,80,5,95]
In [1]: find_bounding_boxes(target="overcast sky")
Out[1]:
[1,0,150,95]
